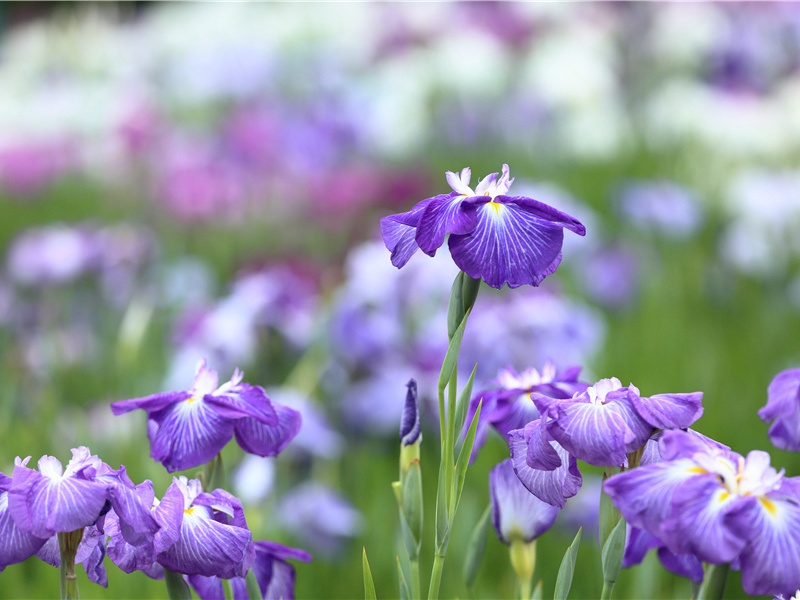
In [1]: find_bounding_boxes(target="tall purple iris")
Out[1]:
[380,165,586,289]
[111,359,301,472]
[604,429,800,597]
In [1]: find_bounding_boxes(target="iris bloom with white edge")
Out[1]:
[111,359,301,472]
[604,429,800,598]
[380,165,586,289]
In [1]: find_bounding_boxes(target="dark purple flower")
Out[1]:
[380,165,586,289]
[604,430,800,598]
[111,359,300,472]
[490,459,558,545]
[759,368,800,451]
[400,379,421,446]
[623,526,703,585]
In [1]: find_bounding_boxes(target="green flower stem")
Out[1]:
[428,552,446,600]
[509,539,536,600]
[58,529,84,600]
[164,569,193,600]
[411,558,421,600]
[697,563,730,600]
[600,580,615,600]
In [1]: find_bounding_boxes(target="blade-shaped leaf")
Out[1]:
[453,401,482,515]
[463,504,491,588]
[554,527,582,600]
[396,556,411,600]
[454,363,479,451]
[601,518,626,588]
[363,547,377,600]
[438,307,471,394]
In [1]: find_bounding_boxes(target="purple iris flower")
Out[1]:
[380,165,586,289]
[604,429,800,597]
[509,378,703,507]
[533,377,703,468]
[35,524,109,587]
[111,359,301,472]
[467,362,588,457]
[490,459,558,545]
[759,368,800,451]
[0,464,48,571]
[187,540,311,600]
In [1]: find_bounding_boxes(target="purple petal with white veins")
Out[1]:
[380,198,433,268]
[234,403,301,458]
[657,429,730,461]
[148,401,235,472]
[154,482,186,554]
[157,505,253,579]
[9,464,109,538]
[415,193,477,256]
[0,486,47,568]
[735,494,800,597]
[82,536,108,587]
[490,394,541,441]
[661,477,758,564]
[509,428,581,508]
[204,384,278,426]
[110,391,192,416]
[603,458,705,534]
[546,401,639,467]
[490,459,558,544]
[631,392,704,430]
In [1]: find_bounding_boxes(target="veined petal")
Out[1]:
[631,392,704,430]
[233,404,301,458]
[415,193,478,255]
[9,464,109,538]
[661,477,758,564]
[204,384,278,426]
[380,199,432,268]
[449,197,571,289]
[148,401,235,472]
[603,458,705,534]
[509,428,581,508]
[546,401,639,467]
[490,459,558,544]
[736,494,800,597]
[111,391,192,416]
[0,488,47,568]
[157,506,253,579]
[521,419,562,471]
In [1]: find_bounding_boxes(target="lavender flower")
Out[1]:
[380,165,586,289]
[111,359,300,472]
[489,459,558,545]
[0,466,47,571]
[759,368,800,451]
[604,429,800,597]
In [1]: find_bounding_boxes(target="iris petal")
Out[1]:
[509,428,581,508]
[234,404,301,457]
[415,193,477,256]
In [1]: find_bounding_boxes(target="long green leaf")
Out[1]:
[553,527,582,600]
[396,556,411,600]
[452,401,481,515]
[437,307,471,394]
[362,547,377,600]
[446,272,466,340]
[600,518,626,589]
[245,570,262,600]
[454,363,478,451]
[463,504,491,588]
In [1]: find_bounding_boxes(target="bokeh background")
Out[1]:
[1,2,799,598]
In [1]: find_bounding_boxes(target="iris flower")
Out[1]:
[111,359,301,472]
[380,165,586,289]
[604,429,800,597]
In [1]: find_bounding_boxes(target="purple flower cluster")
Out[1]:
[0,448,308,598]
[509,377,703,507]
[605,429,800,597]
[111,359,301,472]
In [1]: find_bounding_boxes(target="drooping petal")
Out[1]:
[187,574,225,600]
[9,463,110,538]
[0,484,47,569]
[380,200,431,268]
[157,504,253,579]
[759,369,800,451]
[148,401,235,472]
[490,459,558,544]
[234,404,301,458]
[449,195,585,289]
[204,384,278,426]
[521,419,562,471]
[235,541,312,600]
[660,477,758,564]
[415,193,478,256]
[509,427,581,508]
[630,392,704,430]
[735,494,800,598]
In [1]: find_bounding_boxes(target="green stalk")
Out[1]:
[164,569,193,600]
[411,559,421,600]
[58,530,83,600]
[428,552,446,600]
[697,563,730,600]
